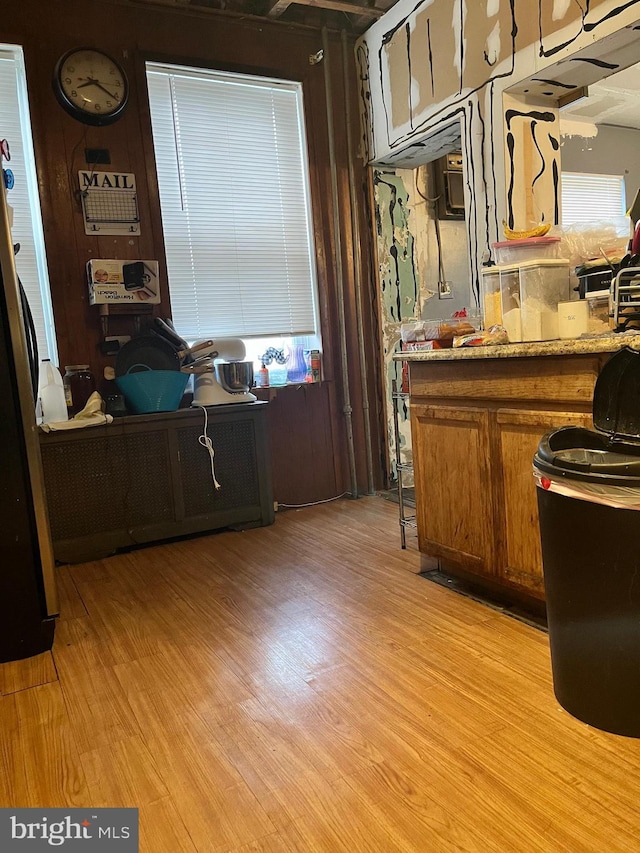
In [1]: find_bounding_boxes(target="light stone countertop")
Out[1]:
[394,333,640,362]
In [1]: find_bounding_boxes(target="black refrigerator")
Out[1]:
[0,185,57,663]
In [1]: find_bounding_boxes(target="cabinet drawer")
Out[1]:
[409,356,600,405]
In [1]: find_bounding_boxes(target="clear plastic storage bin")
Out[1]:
[492,236,560,265]
[518,259,570,341]
[481,267,502,329]
[499,265,522,342]
[586,289,612,335]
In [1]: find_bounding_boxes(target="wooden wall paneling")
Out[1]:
[321,26,386,496]
[301,32,349,497]
[326,30,374,497]
[356,161,386,489]
[265,384,341,505]
[131,28,354,502]
[6,0,385,503]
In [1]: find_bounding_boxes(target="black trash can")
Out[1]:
[534,346,640,737]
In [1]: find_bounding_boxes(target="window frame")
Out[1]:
[145,59,323,347]
[560,170,627,228]
[0,44,57,363]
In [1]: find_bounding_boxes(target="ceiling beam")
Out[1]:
[267,0,383,18]
[266,0,293,16]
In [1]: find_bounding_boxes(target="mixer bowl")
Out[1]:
[215,361,254,393]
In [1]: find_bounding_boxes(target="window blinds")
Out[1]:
[561,172,626,227]
[146,63,319,340]
[0,48,56,361]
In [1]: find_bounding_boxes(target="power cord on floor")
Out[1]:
[278,491,351,508]
[195,405,221,490]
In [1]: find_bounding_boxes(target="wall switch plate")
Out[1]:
[438,280,453,299]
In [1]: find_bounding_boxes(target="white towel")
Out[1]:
[39,392,113,432]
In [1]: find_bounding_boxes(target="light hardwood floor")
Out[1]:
[2,496,640,852]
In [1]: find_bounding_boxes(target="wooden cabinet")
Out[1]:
[39,402,274,564]
[494,408,592,596]
[406,353,607,604]
[411,404,495,575]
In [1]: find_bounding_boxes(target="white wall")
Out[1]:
[358,0,640,285]
[561,124,640,210]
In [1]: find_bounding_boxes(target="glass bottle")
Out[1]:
[63,365,96,416]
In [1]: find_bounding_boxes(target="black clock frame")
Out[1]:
[53,47,129,127]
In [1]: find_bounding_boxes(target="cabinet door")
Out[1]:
[495,409,592,596]
[411,404,495,575]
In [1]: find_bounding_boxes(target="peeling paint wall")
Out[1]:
[374,165,475,481]
[359,0,640,291]
[374,168,419,482]
[363,0,640,483]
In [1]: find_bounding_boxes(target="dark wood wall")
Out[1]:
[3,0,385,505]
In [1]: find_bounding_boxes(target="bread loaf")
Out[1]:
[438,322,475,338]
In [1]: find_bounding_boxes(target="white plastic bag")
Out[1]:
[551,218,631,269]
[534,466,640,510]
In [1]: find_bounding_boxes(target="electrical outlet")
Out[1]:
[438,280,453,299]
[273,501,279,512]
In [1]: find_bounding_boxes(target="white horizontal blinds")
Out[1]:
[561,172,626,227]
[0,49,56,361]
[147,64,318,340]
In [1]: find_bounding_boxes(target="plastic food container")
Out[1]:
[492,236,560,265]
[557,300,589,339]
[586,289,612,335]
[499,265,522,343]
[481,267,502,328]
[518,259,571,341]
[400,316,477,343]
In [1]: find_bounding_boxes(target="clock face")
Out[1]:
[54,49,128,125]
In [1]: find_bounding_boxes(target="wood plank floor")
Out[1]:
[2,496,640,851]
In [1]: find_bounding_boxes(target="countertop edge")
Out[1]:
[394,334,640,362]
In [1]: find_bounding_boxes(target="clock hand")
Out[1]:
[92,81,118,100]
[76,78,118,100]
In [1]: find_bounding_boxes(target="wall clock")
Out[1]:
[53,48,129,126]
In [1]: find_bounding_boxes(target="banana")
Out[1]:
[502,221,551,240]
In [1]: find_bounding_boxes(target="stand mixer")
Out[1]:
[186,338,257,405]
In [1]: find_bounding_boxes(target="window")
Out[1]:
[561,172,626,227]
[146,62,320,364]
[0,45,57,361]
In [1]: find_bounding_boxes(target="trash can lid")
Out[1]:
[535,425,640,484]
[593,346,640,442]
[533,348,640,485]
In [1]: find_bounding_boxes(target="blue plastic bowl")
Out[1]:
[116,367,189,414]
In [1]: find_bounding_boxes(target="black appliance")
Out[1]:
[433,151,465,221]
[0,187,57,663]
